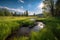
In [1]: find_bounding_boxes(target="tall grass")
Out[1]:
[29,17,60,40]
[0,17,60,40]
[0,17,35,40]
[0,21,20,40]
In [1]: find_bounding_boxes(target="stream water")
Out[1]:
[18,19,45,36]
[5,18,45,40]
[31,22,45,32]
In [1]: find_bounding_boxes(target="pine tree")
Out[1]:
[25,10,28,16]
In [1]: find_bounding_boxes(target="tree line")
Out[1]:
[0,8,29,16]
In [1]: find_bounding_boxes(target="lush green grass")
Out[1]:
[0,16,35,40]
[0,21,19,40]
[0,16,60,40]
[29,17,60,40]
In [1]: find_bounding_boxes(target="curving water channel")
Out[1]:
[18,18,45,36]
[5,18,45,40]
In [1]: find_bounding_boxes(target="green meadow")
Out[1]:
[0,16,60,40]
[0,0,60,40]
[0,16,36,40]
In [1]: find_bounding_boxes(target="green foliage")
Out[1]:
[55,0,60,16]
[13,12,17,16]
[0,17,35,40]
[4,10,12,16]
[43,17,60,40]
[0,17,60,40]
[25,10,28,16]
[29,28,55,40]
[0,9,12,16]
[0,21,19,40]
[38,28,55,40]
[0,10,5,16]
[29,17,60,40]
[0,8,29,16]
[33,13,35,16]
[43,0,60,17]
[43,11,52,17]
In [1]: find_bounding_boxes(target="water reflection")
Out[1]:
[5,19,45,40]
[19,21,45,36]
[31,22,45,32]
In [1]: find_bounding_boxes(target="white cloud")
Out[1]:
[0,6,8,9]
[19,0,24,3]
[38,2,44,9]
[35,9,42,14]
[35,2,44,14]
[0,6,25,13]
[28,11,34,15]
[27,2,44,15]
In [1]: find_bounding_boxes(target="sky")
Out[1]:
[0,0,44,15]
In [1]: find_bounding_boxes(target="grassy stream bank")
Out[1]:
[0,17,60,40]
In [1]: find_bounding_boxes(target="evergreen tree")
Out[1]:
[0,10,5,16]
[25,10,28,16]
[13,12,17,16]
[4,9,12,16]
[33,13,35,16]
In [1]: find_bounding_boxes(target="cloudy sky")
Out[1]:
[0,0,44,15]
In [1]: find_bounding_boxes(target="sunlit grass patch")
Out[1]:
[0,16,35,40]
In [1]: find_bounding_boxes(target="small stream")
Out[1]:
[5,18,45,40]
[30,18,45,31]
[17,18,45,36]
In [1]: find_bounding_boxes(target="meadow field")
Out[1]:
[0,16,60,40]
[0,16,37,40]
[0,0,60,40]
